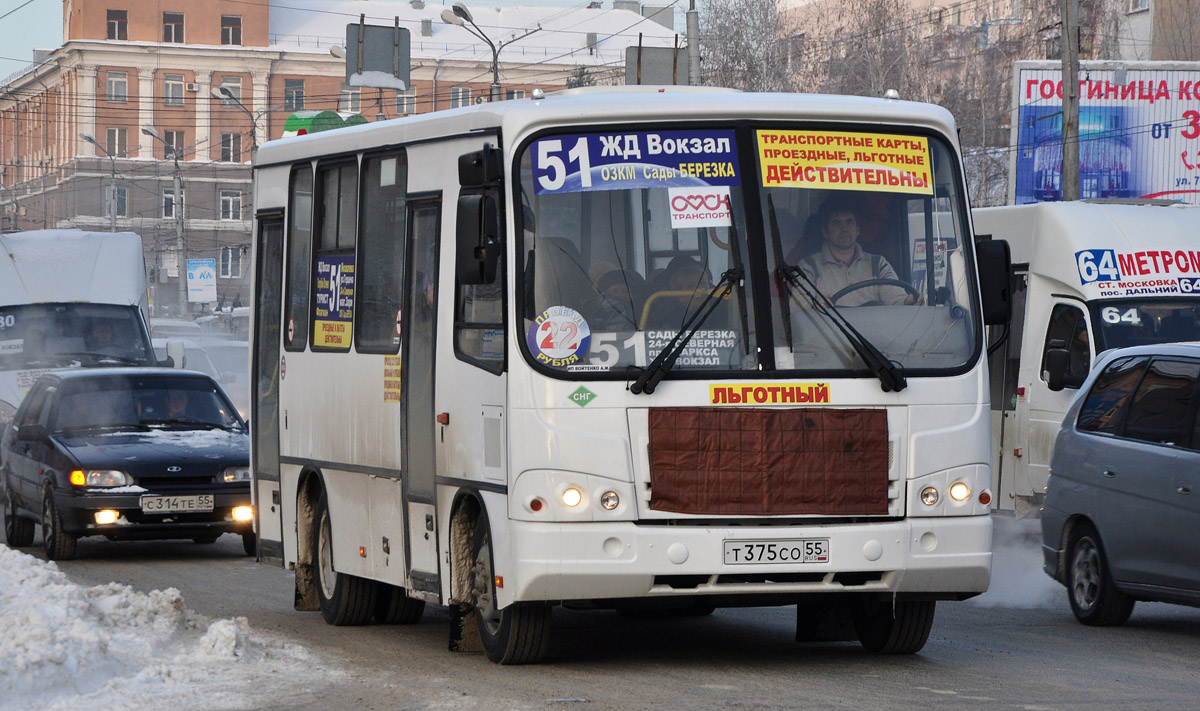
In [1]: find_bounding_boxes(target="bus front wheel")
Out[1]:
[852,598,935,654]
[471,516,551,664]
[313,492,376,626]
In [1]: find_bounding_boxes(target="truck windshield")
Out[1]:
[0,303,154,369]
[1089,299,1200,351]
[516,126,977,378]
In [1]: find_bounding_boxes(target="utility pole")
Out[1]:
[687,0,701,86]
[174,163,185,315]
[1061,0,1080,201]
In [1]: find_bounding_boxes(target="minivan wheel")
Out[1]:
[41,491,77,560]
[1066,522,1134,626]
[4,492,35,547]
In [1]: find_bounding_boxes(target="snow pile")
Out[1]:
[0,546,318,711]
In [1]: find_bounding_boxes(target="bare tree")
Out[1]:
[698,0,799,91]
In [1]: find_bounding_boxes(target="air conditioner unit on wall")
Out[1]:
[185,82,200,92]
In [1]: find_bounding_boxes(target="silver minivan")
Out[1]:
[1042,342,1200,625]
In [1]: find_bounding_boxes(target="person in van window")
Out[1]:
[88,320,129,357]
[797,193,916,307]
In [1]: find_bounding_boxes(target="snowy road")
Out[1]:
[5,516,1200,710]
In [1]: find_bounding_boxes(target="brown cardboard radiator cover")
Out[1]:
[648,407,889,516]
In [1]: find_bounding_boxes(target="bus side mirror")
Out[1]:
[458,146,503,187]
[1045,339,1070,392]
[456,192,501,285]
[975,239,1012,326]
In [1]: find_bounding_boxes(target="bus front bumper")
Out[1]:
[501,515,992,605]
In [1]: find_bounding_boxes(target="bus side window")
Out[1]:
[1042,304,1091,387]
[285,165,314,352]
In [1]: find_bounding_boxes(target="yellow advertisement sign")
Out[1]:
[383,355,402,403]
[709,382,830,406]
[757,130,933,195]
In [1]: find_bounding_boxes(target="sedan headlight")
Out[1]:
[222,466,251,483]
[71,469,132,487]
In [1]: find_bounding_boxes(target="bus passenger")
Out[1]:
[797,194,916,307]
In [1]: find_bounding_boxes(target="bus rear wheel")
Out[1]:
[472,516,551,664]
[852,598,935,654]
[313,492,375,625]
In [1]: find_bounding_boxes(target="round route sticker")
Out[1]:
[527,306,591,368]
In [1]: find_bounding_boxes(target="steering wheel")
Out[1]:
[830,278,921,305]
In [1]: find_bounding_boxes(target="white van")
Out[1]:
[0,230,159,427]
[974,199,1200,515]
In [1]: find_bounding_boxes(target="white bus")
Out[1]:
[249,87,1011,663]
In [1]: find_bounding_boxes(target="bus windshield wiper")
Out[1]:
[776,265,908,393]
[630,268,742,395]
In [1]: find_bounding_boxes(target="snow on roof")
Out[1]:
[0,546,323,709]
[269,1,682,68]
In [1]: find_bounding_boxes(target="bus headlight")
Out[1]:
[600,491,620,510]
[948,481,972,502]
[561,487,582,508]
[920,486,939,506]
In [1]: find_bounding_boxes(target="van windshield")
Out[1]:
[0,304,154,369]
[516,125,978,379]
[1089,299,1200,351]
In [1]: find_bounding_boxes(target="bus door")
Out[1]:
[402,197,442,597]
[251,211,286,564]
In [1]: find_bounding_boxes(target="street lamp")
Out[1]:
[142,125,187,317]
[440,2,540,103]
[80,133,117,232]
[211,86,259,155]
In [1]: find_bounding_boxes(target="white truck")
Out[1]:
[974,199,1200,515]
[0,230,160,428]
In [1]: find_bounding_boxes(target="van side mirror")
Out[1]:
[1045,339,1070,392]
[456,192,501,285]
[975,238,1012,326]
[16,423,46,441]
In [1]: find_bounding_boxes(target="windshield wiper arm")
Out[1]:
[630,268,742,395]
[777,265,908,393]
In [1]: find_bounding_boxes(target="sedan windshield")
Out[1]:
[53,374,242,432]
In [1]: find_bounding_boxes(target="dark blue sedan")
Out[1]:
[1,368,253,559]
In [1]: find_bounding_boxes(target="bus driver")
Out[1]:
[797,194,917,307]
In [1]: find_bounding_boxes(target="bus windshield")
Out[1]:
[516,126,977,378]
[1089,299,1200,351]
[0,303,154,369]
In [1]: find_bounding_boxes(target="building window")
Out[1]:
[395,89,415,115]
[106,71,127,102]
[163,188,185,219]
[1128,0,1148,11]
[218,77,242,105]
[450,86,471,108]
[163,74,184,106]
[220,191,242,221]
[284,79,305,110]
[163,12,184,43]
[220,246,242,277]
[221,15,242,45]
[164,130,184,160]
[220,133,242,162]
[340,87,361,113]
[505,88,525,100]
[105,127,127,157]
[105,185,127,218]
[107,10,127,40]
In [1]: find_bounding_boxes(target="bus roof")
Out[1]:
[253,87,961,168]
[972,200,1200,300]
[0,230,148,306]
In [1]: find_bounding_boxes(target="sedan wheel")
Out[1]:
[5,492,35,547]
[41,492,77,560]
